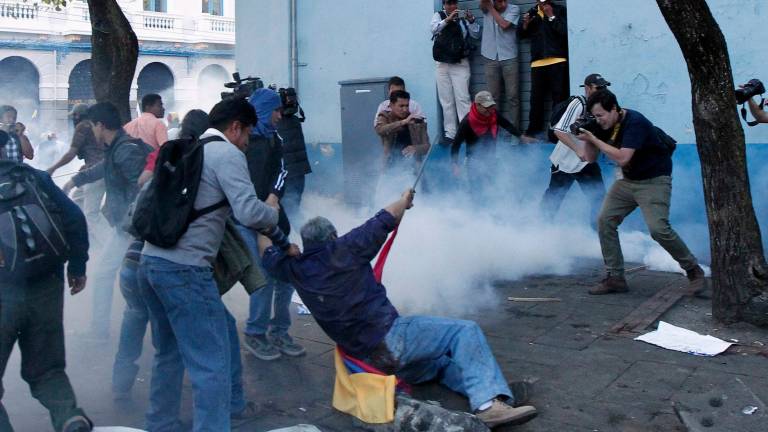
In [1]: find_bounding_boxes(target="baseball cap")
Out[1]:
[474,91,496,108]
[68,103,89,118]
[580,73,611,88]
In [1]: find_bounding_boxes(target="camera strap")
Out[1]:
[741,97,765,127]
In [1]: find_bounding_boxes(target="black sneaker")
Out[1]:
[269,333,306,357]
[441,136,455,147]
[243,334,281,361]
[62,415,92,432]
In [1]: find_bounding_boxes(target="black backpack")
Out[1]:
[432,11,469,64]
[548,95,585,144]
[0,161,69,280]
[131,136,228,248]
[654,126,677,155]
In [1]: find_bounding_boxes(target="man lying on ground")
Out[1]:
[258,188,538,429]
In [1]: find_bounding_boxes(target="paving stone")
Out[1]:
[599,360,696,405]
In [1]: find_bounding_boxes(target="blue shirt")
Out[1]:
[263,210,400,358]
[617,109,672,181]
[481,4,520,61]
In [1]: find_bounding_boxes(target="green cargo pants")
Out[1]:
[597,175,698,277]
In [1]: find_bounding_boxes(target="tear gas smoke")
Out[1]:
[297,143,713,316]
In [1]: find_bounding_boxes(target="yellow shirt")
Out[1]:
[531,7,567,68]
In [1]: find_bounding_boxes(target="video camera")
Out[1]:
[736,79,765,105]
[278,87,305,122]
[221,72,264,101]
[737,78,766,127]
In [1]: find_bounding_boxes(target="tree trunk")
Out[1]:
[656,0,768,326]
[88,0,138,124]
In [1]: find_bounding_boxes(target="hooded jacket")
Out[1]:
[247,88,291,234]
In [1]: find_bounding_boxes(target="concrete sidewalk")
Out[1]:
[4,260,767,431]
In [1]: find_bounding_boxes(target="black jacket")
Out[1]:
[276,115,312,178]
[72,130,152,227]
[451,113,520,163]
[245,132,291,234]
[518,4,568,62]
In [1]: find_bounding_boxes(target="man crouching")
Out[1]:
[258,189,537,428]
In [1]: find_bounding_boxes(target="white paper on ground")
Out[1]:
[292,292,311,315]
[93,428,146,432]
[266,426,322,432]
[635,321,733,356]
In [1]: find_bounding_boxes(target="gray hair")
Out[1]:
[300,217,338,247]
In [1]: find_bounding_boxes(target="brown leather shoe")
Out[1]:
[686,265,707,296]
[476,400,537,428]
[589,276,629,295]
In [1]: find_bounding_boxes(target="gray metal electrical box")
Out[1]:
[338,77,390,207]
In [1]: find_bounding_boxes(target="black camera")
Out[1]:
[221,72,264,100]
[735,79,765,104]
[570,116,598,135]
[278,87,299,116]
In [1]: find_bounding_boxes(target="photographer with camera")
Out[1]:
[375,90,430,173]
[238,87,307,361]
[738,79,768,124]
[518,0,569,143]
[540,73,608,224]
[276,87,312,220]
[0,105,34,163]
[576,89,705,296]
[432,0,479,145]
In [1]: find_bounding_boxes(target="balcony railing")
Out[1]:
[205,16,235,33]
[0,2,233,44]
[138,11,177,31]
[0,2,37,20]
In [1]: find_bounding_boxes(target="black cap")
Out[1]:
[580,73,611,88]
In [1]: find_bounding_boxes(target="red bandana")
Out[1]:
[468,103,498,138]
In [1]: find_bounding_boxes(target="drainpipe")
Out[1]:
[289,0,298,89]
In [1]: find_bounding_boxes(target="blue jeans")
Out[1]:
[89,229,131,336]
[382,316,512,412]
[138,256,245,432]
[235,224,294,337]
[112,259,150,394]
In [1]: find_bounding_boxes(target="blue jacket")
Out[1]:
[263,210,400,358]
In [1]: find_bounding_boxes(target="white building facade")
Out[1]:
[0,0,235,132]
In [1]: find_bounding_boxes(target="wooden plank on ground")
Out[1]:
[610,279,686,334]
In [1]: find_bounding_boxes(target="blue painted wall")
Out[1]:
[568,0,768,143]
[236,0,440,143]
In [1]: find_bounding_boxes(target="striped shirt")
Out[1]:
[549,96,588,174]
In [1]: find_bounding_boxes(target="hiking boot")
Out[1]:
[62,415,92,432]
[270,333,306,357]
[231,401,261,428]
[589,276,629,295]
[476,399,537,428]
[686,265,707,296]
[243,334,281,361]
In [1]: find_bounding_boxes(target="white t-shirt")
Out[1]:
[372,99,424,127]
[549,96,588,174]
